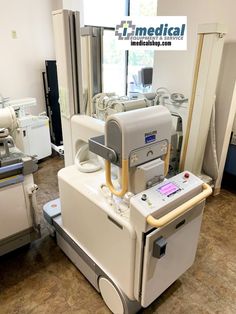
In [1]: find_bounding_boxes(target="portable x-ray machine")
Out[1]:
[0,107,40,256]
[44,105,212,313]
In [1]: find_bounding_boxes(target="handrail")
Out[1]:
[146,183,212,228]
[105,159,129,197]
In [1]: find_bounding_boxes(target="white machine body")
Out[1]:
[71,114,104,156]
[3,97,52,160]
[57,167,205,308]
[0,107,18,132]
[130,172,203,306]
[6,98,37,118]
[41,107,212,313]
[14,115,51,160]
[41,103,213,313]
[0,174,39,255]
[0,107,40,255]
[0,175,32,239]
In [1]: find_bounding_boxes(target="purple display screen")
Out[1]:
[158,182,180,196]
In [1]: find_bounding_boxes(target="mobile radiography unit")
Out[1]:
[3,97,52,160]
[0,106,40,256]
[43,10,216,313]
[44,106,212,313]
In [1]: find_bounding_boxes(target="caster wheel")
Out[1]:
[99,277,125,314]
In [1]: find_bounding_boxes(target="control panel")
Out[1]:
[130,171,203,220]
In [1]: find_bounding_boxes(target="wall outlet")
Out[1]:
[11,30,17,39]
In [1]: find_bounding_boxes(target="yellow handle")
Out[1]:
[105,159,129,197]
[146,183,212,228]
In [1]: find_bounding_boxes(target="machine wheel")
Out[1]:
[98,277,125,314]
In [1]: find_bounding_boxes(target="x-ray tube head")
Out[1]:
[104,105,172,196]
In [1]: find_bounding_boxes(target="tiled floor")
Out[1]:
[0,155,236,314]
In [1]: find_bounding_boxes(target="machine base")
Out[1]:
[0,227,40,256]
[43,187,205,313]
[43,201,141,314]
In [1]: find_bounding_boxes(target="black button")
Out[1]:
[141,194,147,201]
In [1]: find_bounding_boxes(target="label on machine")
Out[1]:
[145,134,156,144]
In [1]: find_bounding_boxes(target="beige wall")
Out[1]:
[153,0,236,97]
[0,0,57,115]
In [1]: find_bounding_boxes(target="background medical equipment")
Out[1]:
[0,107,40,256]
[44,104,212,313]
[93,94,149,121]
[153,88,188,175]
[0,95,10,109]
[14,115,51,160]
[43,60,63,152]
[4,97,52,160]
[129,67,153,98]
[179,24,227,178]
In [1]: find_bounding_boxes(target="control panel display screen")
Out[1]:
[158,182,180,197]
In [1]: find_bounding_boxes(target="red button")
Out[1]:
[184,172,190,179]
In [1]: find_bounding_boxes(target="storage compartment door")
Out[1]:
[141,203,204,307]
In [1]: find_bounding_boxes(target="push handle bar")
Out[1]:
[105,159,129,197]
[146,183,212,228]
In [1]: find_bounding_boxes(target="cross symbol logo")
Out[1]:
[115,20,136,40]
